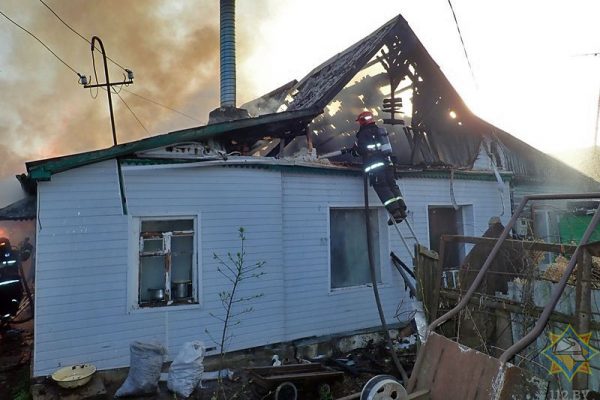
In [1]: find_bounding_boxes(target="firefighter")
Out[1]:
[343,111,408,224]
[0,238,22,321]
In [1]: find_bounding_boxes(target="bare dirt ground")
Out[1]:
[0,321,33,400]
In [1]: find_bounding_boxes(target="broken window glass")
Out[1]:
[138,218,195,307]
[330,208,381,289]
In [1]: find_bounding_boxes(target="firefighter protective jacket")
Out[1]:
[354,123,393,172]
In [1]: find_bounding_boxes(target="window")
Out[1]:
[137,218,197,307]
[330,208,381,289]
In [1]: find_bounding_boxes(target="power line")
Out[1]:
[3,6,203,126]
[37,0,203,123]
[38,0,127,71]
[116,92,149,135]
[0,9,80,76]
[446,0,478,88]
[121,88,204,123]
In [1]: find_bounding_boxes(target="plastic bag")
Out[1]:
[167,341,205,398]
[115,341,166,397]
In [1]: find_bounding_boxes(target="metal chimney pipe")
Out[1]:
[220,0,236,108]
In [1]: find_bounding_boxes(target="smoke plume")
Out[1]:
[0,0,264,186]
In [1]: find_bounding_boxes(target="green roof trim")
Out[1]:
[27,108,320,181]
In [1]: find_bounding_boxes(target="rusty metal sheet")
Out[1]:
[246,363,344,390]
[408,333,547,400]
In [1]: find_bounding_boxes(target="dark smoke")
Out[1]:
[0,0,261,184]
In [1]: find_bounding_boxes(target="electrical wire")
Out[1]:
[121,88,204,123]
[0,9,80,75]
[4,5,203,125]
[37,0,203,123]
[446,0,478,88]
[116,92,149,135]
[89,44,100,99]
[111,83,124,94]
[38,0,127,72]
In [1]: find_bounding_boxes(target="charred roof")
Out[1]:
[23,14,597,189]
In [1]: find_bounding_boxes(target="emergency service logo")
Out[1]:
[542,325,599,381]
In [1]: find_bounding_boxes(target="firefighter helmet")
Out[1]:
[356,111,376,126]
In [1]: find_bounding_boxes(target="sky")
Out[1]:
[1,0,600,204]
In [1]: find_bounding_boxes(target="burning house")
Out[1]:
[13,8,598,378]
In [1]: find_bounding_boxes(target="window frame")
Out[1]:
[127,214,201,313]
[327,205,388,293]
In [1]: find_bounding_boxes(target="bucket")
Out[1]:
[172,281,191,299]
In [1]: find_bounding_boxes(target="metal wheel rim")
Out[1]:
[275,381,298,400]
[360,375,407,400]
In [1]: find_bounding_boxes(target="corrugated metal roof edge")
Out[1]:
[26,108,321,181]
[120,157,511,182]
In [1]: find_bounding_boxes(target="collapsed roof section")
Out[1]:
[25,108,318,181]
[247,15,597,187]
[23,14,597,190]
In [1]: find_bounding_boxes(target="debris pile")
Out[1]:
[543,255,600,289]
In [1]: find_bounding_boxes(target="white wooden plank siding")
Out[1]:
[282,172,401,340]
[34,161,284,376]
[33,160,507,376]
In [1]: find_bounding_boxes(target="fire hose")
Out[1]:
[363,173,409,385]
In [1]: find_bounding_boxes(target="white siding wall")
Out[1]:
[34,161,129,376]
[282,172,404,339]
[396,177,510,245]
[34,160,508,376]
[282,172,509,341]
[34,161,285,376]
